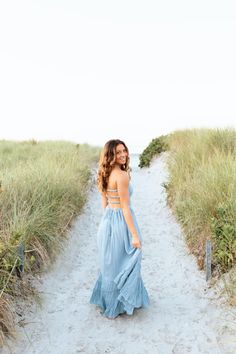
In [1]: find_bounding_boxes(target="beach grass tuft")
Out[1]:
[141,127,236,305]
[0,140,100,345]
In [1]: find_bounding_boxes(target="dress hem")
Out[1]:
[89,273,150,319]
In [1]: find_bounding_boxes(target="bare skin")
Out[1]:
[100,143,142,249]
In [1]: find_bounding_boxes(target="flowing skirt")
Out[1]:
[89,205,150,318]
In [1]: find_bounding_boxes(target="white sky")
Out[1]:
[0,1,236,153]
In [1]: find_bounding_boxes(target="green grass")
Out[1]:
[140,128,236,301]
[0,139,100,345]
[164,128,236,272]
[138,135,169,168]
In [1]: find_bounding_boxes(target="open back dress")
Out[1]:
[89,181,150,318]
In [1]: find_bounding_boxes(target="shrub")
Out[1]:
[139,135,169,168]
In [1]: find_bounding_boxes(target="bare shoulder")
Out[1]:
[108,169,130,190]
[116,170,129,185]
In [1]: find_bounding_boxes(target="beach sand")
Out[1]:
[4,152,236,354]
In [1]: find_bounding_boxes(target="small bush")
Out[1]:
[139,135,169,168]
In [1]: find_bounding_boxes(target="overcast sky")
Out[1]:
[0,1,236,153]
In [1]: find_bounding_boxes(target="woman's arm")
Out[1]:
[117,172,141,248]
[101,191,108,209]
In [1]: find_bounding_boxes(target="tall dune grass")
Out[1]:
[165,128,236,274]
[140,128,236,305]
[0,140,100,345]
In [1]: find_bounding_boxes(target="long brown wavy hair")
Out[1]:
[96,139,131,193]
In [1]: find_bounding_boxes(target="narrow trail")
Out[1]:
[4,153,236,354]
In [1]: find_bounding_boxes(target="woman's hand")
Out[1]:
[132,235,142,249]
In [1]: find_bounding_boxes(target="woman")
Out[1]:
[89,139,150,318]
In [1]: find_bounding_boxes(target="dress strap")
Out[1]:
[106,187,120,204]
[107,188,118,192]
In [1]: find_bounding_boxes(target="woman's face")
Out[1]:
[115,143,128,166]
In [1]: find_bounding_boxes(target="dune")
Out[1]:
[4,153,236,354]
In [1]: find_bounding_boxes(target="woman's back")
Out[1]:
[106,169,131,209]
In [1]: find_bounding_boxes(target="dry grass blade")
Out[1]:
[0,295,16,347]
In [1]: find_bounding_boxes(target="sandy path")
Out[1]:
[4,153,236,354]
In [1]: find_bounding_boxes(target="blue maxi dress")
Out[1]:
[89,182,150,318]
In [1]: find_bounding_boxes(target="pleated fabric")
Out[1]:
[89,183,150,318]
